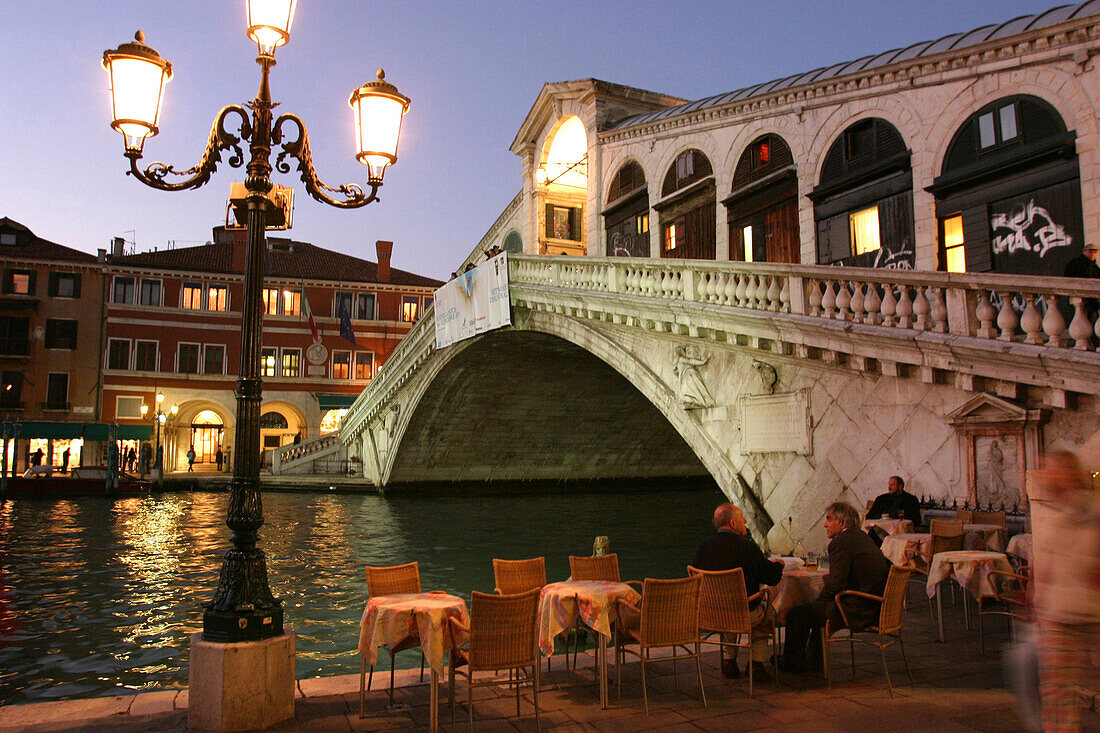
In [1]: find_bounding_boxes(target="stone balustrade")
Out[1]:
[274,433,342,470]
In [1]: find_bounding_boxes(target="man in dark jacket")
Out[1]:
[866,475,922,544]
[1063,242,1099,279]
[778,501,891,673]
[693,503,784,679]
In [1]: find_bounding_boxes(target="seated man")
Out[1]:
[693,503,784,679]
[778,501,891,673]
[866,475,922,543]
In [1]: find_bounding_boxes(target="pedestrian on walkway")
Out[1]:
[215,447,224,472]
[61,447,70,473]
[126,446,136,473]
[186,445,196,472]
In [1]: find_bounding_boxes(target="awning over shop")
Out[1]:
[3,422,152,440]
[316,394,357,410]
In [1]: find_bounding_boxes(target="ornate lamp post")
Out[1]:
[141,393,178,473]
[103,0,409,644]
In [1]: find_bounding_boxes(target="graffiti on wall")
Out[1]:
[991,200,1072,259]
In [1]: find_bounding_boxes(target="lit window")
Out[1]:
[664,223,678,251]
[260,347,278,377]
[282,289,300,316]
[943,215,966,273]
[401,297,419,322]
[281,349,300,377]
[849,206,881,255]
[636,213,649,235]
[354,352,374,380]
[182,282,203,310]
[319,409,347,434]
[262,288,280,315]
[207,286,228,312]
[332,351,351,379]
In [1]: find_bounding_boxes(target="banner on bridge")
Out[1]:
[434,252,511,349]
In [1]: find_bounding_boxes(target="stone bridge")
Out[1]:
[339,254,1100,550]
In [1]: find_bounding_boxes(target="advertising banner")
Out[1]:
[434,252,511,349]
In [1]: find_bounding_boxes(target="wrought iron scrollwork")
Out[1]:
[272,113,379,208]
[127,105,250,191]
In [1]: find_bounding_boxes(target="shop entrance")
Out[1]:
[189,410,224,464]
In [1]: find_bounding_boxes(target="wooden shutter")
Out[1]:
[545,204,554,239]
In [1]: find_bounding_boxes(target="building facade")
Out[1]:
[0,217,105,473]
[100,227,441,471]
[473,3,1100,281]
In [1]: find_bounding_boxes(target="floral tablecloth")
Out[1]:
[963,523,1005,552]
[770,567,828,623]
[880,532,932,568]
[1006,533,1033,564]
[863,518,915,538]
[537,580,639,657]
[358,592,469,675]
[925,550,1014,601]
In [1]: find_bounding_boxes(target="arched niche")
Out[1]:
[655,149,715,260]
[603,161,650,257]
[723,134,799,263]
[536,116,588,256]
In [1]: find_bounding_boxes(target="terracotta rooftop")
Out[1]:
[0,217,98,264]
[111,237,443,287]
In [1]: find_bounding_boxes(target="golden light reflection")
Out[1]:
[540,116,587,189]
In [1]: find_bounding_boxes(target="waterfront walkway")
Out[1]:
[2,599,1097,732]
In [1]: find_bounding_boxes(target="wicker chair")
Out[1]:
[566,554,641,670]
[448,589,541,732]
[954,509,974,523]
[978,565,1031,653]
[971,510,1008,550]
[493,557,546,595]
[361,562,425,713]
[911,519,966,609]
[687,565,777,697]
[615,575,706,715]
[824,565,914,697]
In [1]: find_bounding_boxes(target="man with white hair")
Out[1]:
[1063,241,1099,279]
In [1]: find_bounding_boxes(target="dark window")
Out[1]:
[942,96,1068,173]
[502,231,523,253]
[607,161,646,203]
[355,293,376,320]
[44,319,77,350]
[139,279,161,306]
[45,373,68,409]
[661,150,713,197]
[661,201,717,260]
[1,371,23,409]
[134,341,158,371]
[112,277,134,304]
[3,269,36,295]
[0,232,16,247]
[204,345,225,375]
[334,292,353,318]
[260,411,288,429]
[177,343,200,374]
[0,317,30,356]
[544,204,582,241]
[107,339,130,370]
[48,272,81,298]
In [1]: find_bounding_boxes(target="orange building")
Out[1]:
[101,226,441,471]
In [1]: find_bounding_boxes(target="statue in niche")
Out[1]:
[673,345,714,410]
[752,360,778,395]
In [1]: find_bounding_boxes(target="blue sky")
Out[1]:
[0,1,1062,280]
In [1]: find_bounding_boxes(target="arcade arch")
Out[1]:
[656,149,716,260]
[535,115,588,256]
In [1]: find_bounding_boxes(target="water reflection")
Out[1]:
[0,486,720,703]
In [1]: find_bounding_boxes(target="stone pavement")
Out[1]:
[1,596,1097,732]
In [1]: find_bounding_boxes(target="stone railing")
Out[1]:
[509,255,1100,351]
[273,432,342,473]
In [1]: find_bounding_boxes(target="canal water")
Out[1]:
[0,486,722,704]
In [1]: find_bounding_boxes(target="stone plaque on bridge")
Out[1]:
[739,390,811,454]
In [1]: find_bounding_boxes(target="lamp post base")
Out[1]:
[203,606,284,643]
[188,630,295,732]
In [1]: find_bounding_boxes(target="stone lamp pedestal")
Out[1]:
[188,631,295,732]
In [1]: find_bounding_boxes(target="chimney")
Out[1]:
[376,240,392,282]
[112,237,126,257]
[97,248,107,263]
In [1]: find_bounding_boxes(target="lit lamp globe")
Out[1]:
[102,31,172,155]
[349,70,410,185]
[246,0,297,56]
[535,168,548,185]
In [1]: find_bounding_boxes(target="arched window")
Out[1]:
[259,411,288,430]
[725,134,799,264]
[809,118,913,268]
[656,150,716,260]
[929,96,1080,276]
[604,162,649,258]
[502,231,522,253]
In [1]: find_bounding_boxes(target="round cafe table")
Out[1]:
[1006,533,1033,565]
[862,518,915,540]
[925,550,1013,642]
[963,523,1005,552]
[880,532,932,569]
[770,566,828,623]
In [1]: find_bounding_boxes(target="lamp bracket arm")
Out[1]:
[272,113,379,209]
[127,105,251,191]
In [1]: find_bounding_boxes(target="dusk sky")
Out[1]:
[0,1,1061,280]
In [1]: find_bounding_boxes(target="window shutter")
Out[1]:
[48,272,59,296]
[1,270,10,294]
[27,271,36,296]
[545,204,554,239]
[71,274,81,298]
[570,207,581,242]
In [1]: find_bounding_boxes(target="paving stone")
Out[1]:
[125,689,178,717]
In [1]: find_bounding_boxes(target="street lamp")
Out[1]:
[103,0,409,644]
[141,394,178,473]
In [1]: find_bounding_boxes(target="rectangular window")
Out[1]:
[107,338,131,370]
[636,213,649,235]
[741,225,754,263]
[664,223,678,251]
[545,204,582,241]
[116,395,144,419]
[260,347,278,377]
[112,276,134,304]
[332,350,351,379]
[999,104,1018,142]
[139,278,161,306]
[354,351,374,380]
[978,112,996,148]
[45,373,68,409]
[44,319,78,350]
[134,340,158,371]
[401,296,420,323]
[262,287,280,315]
[4,269,35,295]
[355,292,376,320]
[203,344,225,375]
[282,289,301,316]
[849,206,881,255]
[423,296,433,312]
[0,233,15,246]
[334,291,353,317]
[1,371,24,409]
[942,214,966,273]
[207,285,228,312]
[177,343,200,374]
[0,316,29,356]
[181,282,203,310]
[49,272,80,298]
[281,348,300,378]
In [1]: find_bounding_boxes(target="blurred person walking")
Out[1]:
[1032,450,1100,732]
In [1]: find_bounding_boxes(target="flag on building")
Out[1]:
[339,303,357,346]
[302,289,321,342]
